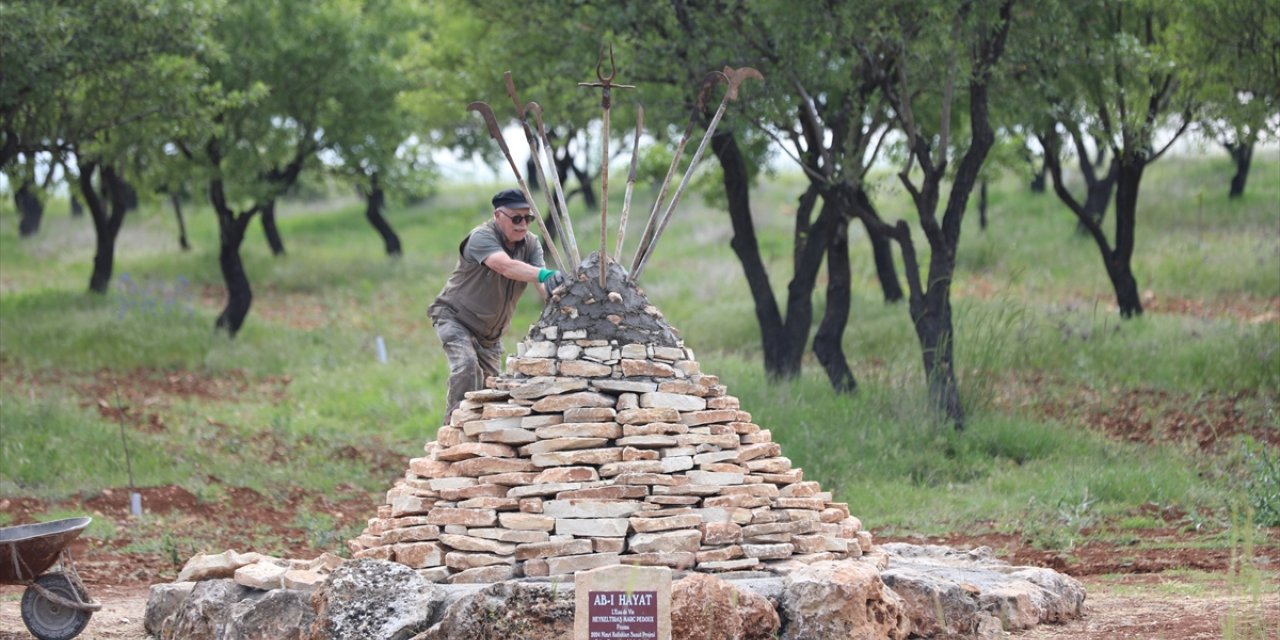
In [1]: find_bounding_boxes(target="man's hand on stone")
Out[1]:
[543,270,567,293]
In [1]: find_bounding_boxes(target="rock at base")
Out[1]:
[309,559,446,640]
[671,573,779,640]
[410,582,574,640]
[144,581,195,637]
[156,579,257,640]
[878,543,1086,637]
[781,560,910,640]
[226,589,315,640]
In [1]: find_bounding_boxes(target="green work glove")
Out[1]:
[542,270,567,292]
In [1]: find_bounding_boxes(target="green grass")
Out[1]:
[1,151,1277,550]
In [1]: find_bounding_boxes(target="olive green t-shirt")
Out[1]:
[427,220,544,346]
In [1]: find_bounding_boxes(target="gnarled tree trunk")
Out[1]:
[1108,157,1145,317]
[77,161,130,294]
[813,215,856,393]
[1030,161,1047,193]
[363,172,401,256]
[1226,141,1253,199]
[170,192,190,251]
[15,179,42,237]
[978,179,989,230]
[261,199,285,256]
[915,282,963,427]
[782,193,842,377]
[848,187,903,303]
[210,178,256,336]
[710,131,787,376]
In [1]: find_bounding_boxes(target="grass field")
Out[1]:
[1,150,1277,564]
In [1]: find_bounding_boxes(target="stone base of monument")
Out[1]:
[145,544,1084,639]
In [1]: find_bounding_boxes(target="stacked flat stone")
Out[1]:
[348,254,872,584]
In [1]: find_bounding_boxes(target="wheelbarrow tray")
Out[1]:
[0,517,92,584]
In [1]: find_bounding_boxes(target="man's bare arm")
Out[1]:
[483,251,549,300]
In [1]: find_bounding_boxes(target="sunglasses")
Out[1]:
[500,210,537,225]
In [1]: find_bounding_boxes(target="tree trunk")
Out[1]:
[792,184,818,269]
[216,220,253,335]
[915,286,964,429]
[15,180,42,237]
[812,216,856,393]
[893,0,1011,430]
[210,178,255,336]
[121,179,139,212]
[170,193,190,251]
[782,194,840,376]
[70,195,84,218]
[1030,161,1047,193]
[850,186,904,303]
[526,156,539,191]
[1076,159,1117,235]
[1227,141,1253,199]
[261,199,285,256]
[978,179,989,230]
[1109,157,1145,317]
[0,128,17,170]
[77,161,129,294]
[710,131,787,376]
[363,173,401,256]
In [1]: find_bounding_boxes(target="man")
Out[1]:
[427,188,565,424]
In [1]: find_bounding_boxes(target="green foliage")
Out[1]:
[1242,443,1280,527]
[1180,0,1279,150]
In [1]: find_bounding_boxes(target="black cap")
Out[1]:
[491,188,530,209]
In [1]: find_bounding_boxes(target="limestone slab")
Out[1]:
[555,518,630,537]
[449,456,538,477]
[439,534,516,554]
[629,514,703,533]
[544,500,645,519]
[519,437,610,455]
[498,512,556,531]
[546,552,620,575]
[531,391,616,412]
[534,422,622,439]
[639,392,706,412]
[514,538,594,560]
[591,379,659,393]
[531,447,623,467]
[629,530,701,554]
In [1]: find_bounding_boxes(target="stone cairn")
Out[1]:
[348,254,871,583]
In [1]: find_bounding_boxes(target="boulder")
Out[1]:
[878,544,1085,635]
[410,581,574,640]
[156,579,257,640]
[143,581,195,637]
[671,573,779,640]
[309,559,446,640]
[225,589,316,640]
[780,560,910,640]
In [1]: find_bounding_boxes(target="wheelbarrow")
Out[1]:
[1,517,101,640]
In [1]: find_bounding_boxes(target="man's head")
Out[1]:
[491,188,535,245]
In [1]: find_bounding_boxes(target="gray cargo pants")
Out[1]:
[433,316,503,426]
